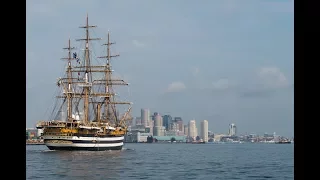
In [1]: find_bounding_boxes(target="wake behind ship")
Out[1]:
[36,14,133,151]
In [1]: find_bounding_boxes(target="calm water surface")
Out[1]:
[26,143,293,180]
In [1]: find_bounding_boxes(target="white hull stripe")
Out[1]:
[45,142,123,147]
[43,136,124,141]
[45,140,123,144]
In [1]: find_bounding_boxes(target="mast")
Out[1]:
[60,38,75,121]
[55,14,132,127]
[97,31,132,127]
[76,14,101,124]
[98,31,119,124]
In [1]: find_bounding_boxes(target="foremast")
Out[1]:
[60,39,76,122]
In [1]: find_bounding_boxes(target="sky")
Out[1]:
[26,0,294,137]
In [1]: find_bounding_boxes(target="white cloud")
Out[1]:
[132,40,145,48]
[257,67,288,88]
[166,81,186,92]
[212,78,230,90]
[192,67,200,76]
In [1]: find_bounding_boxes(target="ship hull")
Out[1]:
[43,135,124,151]
[275,141,291,144]
[46,145,122,151]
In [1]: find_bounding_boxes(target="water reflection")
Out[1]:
[41,150,125,180]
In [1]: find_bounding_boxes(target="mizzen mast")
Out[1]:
[98,31,119,124]
[97,31,132,126]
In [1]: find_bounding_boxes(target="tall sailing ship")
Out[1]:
[36,15,133,151]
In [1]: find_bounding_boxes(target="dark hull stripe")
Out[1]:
[47,145,123,151]
[44,139,123,144]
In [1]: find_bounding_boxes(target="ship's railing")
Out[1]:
[45,139,72,144]
[36,121,67,128]
[47,125,66,127]
[43,132,74,136]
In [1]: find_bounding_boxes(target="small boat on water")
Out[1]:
[275,138,291,144]
[275,141,291,144]
[191,141,205,144]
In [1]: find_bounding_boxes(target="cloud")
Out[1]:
[236,67,292,98]
[239,89,274,98]
[212,78,230,90]
[257,67,289,88]
[184,67,291,98]
[132,40,145,48]
[192,67,200,77]
[166,81,186,92]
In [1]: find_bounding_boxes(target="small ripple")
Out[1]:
[238,171,247,174]
[212,169,227,173]
[28,175,47,179]
[207,161,223,166]
[247,175,274,179]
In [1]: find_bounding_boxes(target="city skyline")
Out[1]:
[27,0,293,137]
[131,108,290,137]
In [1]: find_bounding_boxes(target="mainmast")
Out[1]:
[76,14,101,124]
[60,38,75,121]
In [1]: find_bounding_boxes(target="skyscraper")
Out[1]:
[163,115,172,130]
[174,117,183,131]
[141,109,150,127]
[151,112,159,121]
[200,120,208,142]
[184,124,189,136]
[153,114,164,136]
[229,123,236,136]
[135,117,141,126]
[188,120,197,140]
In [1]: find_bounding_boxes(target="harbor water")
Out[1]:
[26,143,293,180]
